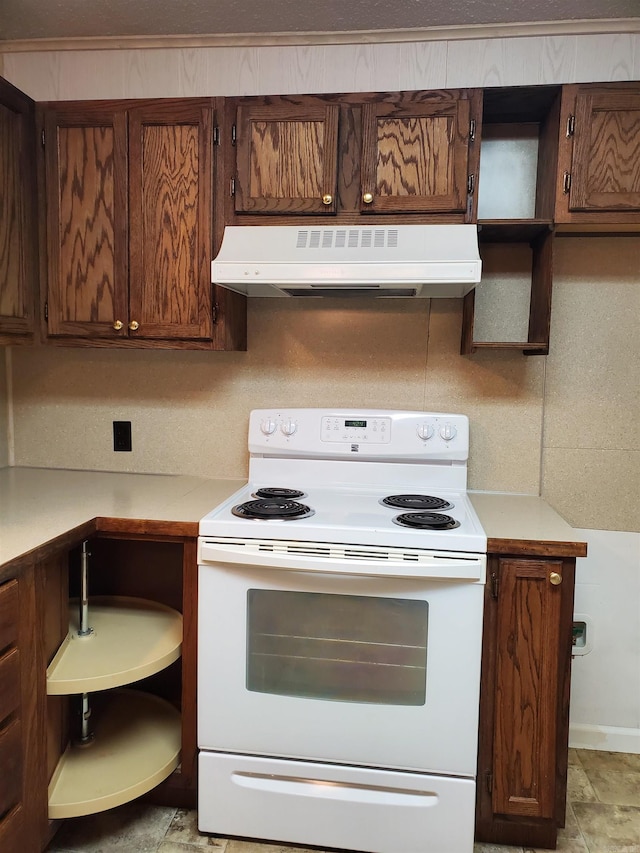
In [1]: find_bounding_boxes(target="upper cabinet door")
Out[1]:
[570,88,640,212]
[360,93,472,214]
[128,101,213,340]
[234,100,340,214]
[44,104,129,338]
[0,78,37,343]
[556,84,640,224]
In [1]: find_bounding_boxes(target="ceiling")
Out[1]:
[1,0,639,45]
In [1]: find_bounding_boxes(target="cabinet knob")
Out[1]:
[128,320,139,331]
[549,572,562,586]
[113,320,123,331]
[362,192,374,204]
[322,194,333,205]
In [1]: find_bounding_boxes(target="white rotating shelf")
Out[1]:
[47,596,183,694]
[48,689,181,819]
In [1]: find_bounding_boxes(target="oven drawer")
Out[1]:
[199,751,476,853]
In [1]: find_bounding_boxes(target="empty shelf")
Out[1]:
[47,596,182,694]
[48,689,181,819]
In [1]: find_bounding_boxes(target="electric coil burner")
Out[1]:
[232,498,314,520]
[253,487,305,499]
[393,511,460,530]
[198,409,487,853]
[382,494,454,511]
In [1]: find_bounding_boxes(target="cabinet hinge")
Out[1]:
[230,177,236,197]
[231,124,237,145]
[213,125,220,146]
[212,302,218,323]
[566,114,576,137]
[563,171,572,194]
[490,571,499,600]
[486,771,493,794]
[44,300,48,321]
[41,128,45,147]
[467,174,475,195]
[469,119,476,141]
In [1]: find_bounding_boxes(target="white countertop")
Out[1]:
[0,468,587,569]
[0,467,244,567]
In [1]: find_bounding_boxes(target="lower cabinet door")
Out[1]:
[476,555,576,849]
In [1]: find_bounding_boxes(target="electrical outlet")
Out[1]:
[113,421,132,452]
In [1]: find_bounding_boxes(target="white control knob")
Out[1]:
[439,423,457,441]
[417,423,434,441]
[280,418,298,437]
[260,418,277,436]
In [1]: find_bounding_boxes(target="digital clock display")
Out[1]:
[345,420,367,428]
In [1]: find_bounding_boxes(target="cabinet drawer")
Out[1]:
[0,580,18,653]
[0,805,25,853]
[0,719,22,819]
[0,649,20,725]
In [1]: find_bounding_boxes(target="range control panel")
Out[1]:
[248,409,469,462]
[321,415,392,444]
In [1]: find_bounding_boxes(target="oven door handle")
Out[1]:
[198,539,485,581]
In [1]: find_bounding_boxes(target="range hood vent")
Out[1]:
[212,224,482,298]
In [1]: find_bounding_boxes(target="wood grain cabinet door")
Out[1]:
[0,78,37,343]
[234,100,340,214]
[569,88,640,213]
[128,101,213,340]
[492,558,563,821]
[360,93,472,214]
[44,104,129,338]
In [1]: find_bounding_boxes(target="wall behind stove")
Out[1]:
[3,32,640,750]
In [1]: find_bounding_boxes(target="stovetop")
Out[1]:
[199,483,486,553]
[198,409,487,553]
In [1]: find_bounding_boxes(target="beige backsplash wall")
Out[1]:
[10,297,545,494]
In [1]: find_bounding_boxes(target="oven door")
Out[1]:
[197,537,485,776]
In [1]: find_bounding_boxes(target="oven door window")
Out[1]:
[246,590,428,705]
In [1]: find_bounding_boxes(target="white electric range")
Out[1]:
[198,409,487,853]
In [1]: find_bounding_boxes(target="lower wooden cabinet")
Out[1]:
[44,534,199,820]
[476,554,576,849]
[0,567,46,853]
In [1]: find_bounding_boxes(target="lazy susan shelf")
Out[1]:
[48,689,181,819]
[47,596,182,695]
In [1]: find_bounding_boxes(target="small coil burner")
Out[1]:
[232,498,314,521]
[393,512,460,530]
[382,494,454,512]
[253,487,305,500]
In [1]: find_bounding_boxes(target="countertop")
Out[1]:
[0,467,587,570]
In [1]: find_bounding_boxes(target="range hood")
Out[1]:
[211,224,482,297]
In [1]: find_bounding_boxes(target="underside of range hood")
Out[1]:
[211,224,482,297]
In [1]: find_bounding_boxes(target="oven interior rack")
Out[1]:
[45,541,183,819]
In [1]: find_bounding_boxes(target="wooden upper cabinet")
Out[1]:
[0,77,37,344]
[128,102,213,339]
[360,92,474,215]
[234,99,340,214]
[44,104,129,338]
[40,99,242,347]
[556,83,640,224]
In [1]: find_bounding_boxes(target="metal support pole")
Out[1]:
[78,540,93,637]
[79,692,93,745]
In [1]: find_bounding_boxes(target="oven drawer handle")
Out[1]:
[199,541,485,581]
[232,770,440,807]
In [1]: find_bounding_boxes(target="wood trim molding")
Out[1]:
[1,18,639,53]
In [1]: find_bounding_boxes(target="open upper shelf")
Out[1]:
[478,220,554,243]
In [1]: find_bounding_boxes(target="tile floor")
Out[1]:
[46,750,640,853]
